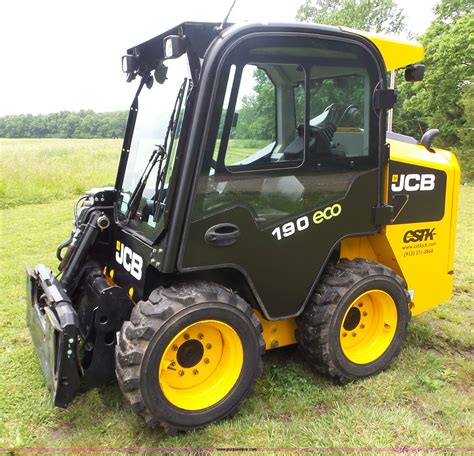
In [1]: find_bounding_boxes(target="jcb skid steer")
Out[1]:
[26,21,460,433]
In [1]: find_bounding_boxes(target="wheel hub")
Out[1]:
[343,307,361,331]
[176,339,204,368]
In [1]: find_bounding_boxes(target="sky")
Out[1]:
[0,0,437,116]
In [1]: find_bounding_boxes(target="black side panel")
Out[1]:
[76,270,134,391]
[389,161,447,224]
[181,170,377,319]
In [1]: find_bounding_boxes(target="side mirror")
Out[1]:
[163,35,187,60]
[405,64,425,82]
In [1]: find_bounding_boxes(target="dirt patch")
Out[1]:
[48,420,77,440]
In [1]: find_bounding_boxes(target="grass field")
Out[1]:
[0,139,472,450]
[0,138,121,209]
[0,138,269,209]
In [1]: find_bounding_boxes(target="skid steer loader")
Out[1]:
[26,20,460,433]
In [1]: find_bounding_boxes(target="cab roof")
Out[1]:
[340,27,424,71]
[128,21,424,73]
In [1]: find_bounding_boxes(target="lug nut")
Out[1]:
[384,323,391,330]
[198,333,204,340]
[184,334,190,340]
[204,358,210,364]
[352,332,357,337]
[172,344,178,351]
[178,370,185,376]
[342,332,347,337]
[358,302,363,308]
[193,369,199,375]
[170,361,176,367]
[360,324,365,329]
[206,343,212,349]
[363,311,368,317]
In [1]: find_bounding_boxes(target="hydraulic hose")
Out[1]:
[60,211,101,294]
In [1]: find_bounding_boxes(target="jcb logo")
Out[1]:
[313,203,342,224]
[115,240,143,280]
[403,228,436,243]
[391,174,435,192]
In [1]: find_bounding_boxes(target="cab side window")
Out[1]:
[225,66,277,167]
[309,69,369,160]
[214,63,305,171]
[192,38,378,226]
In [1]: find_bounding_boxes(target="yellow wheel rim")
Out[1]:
[158,320,243,410]
[340,290,398,364]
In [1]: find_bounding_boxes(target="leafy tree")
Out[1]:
[459,80,474,180]
[296,0,407,34]
[435,0,473,20]
[233,69,276,140]
[395,0,473,180]
[0,111,128,139]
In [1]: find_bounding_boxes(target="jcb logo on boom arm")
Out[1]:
[391,174,435,192]
[115,240,143,280]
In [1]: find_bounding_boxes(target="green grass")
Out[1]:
[0,138,121,208]
[0,138,267,208]
[0,139,472,450]
[225,139,271,165]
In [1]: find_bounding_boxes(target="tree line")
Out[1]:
[0,110,127,139]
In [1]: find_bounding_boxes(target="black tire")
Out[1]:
[115,281,265,434]
[296,258,411,383]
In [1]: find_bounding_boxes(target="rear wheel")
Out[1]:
[296,258,410,383]
[116,281,264,434]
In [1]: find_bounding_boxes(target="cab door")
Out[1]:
[180,33,382,319]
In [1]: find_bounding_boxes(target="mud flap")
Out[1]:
[26,264,82,407]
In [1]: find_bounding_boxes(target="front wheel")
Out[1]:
[115,281,264,434]
[296,258,411,383]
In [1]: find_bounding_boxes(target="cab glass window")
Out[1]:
[213,63,305,171]
[309,68,370,159]
[224,65,277,167]
[191,36,379,226]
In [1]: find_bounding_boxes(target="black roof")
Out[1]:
[126,21,339,70]
[127,22,222,65]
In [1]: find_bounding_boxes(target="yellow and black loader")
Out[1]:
[26,20,460,433]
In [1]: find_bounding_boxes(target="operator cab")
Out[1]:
[114,21,423,318]
[116,22,384,241]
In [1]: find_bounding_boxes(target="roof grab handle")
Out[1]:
[420,128,439,152]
